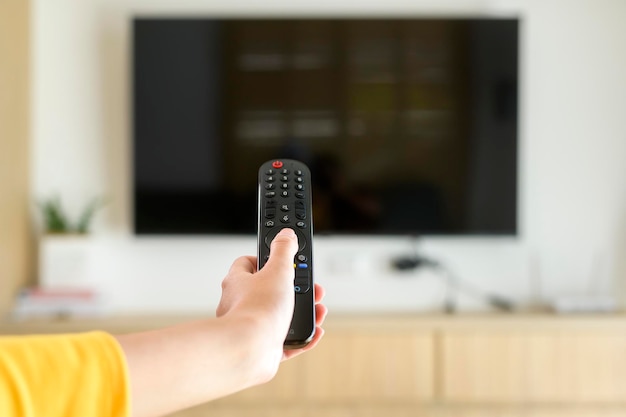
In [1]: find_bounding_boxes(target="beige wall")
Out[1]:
[0,0,32,315]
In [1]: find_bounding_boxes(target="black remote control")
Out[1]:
[257,159,315,349]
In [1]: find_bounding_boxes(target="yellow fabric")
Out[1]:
[0,331,130,417]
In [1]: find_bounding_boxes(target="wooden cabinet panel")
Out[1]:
[217,330,434,405]
[374,409,626,417]
[171,404,626,417]
[430,407,626,417]
[442,330,626,403]
[301,332,434,402]
[523,411,626,417]
[170,405,434,417]
[170,405,308,417]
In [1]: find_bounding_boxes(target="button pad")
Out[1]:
[262,169,307,232]
[261,160,311,282]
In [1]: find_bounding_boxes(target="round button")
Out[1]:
[272,160,283,169]
[264,228,306,251]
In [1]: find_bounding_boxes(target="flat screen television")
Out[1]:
[133,17,518,235]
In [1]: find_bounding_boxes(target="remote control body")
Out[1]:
[257,159,315,349]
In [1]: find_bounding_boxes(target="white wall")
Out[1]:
[31,0,626,314]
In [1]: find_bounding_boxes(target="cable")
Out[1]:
[391,252,515,313]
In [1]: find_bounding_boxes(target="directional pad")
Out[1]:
[264,227,306,251]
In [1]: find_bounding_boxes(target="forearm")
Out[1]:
[114,315,279,417]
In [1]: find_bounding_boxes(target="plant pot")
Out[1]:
[39,234,92,289]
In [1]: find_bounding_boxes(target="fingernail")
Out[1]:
[277,228,296,237]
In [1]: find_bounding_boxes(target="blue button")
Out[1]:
[297,263,308,269]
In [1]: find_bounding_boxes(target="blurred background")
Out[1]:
[2,0,626,416]
[2,0,626,314]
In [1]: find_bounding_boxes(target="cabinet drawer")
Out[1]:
[442,330,626,403]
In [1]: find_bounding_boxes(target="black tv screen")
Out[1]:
[133,17,518,235]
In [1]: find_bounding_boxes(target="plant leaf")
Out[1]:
[76,197,106,234]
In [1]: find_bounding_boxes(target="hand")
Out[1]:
[216,228,327,375]
[116,228,327,417]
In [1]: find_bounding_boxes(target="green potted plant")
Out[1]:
[39,195,105,235]
[37,196,106,288]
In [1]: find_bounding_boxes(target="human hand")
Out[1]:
[216,228,327,379]
[114,228,327,417]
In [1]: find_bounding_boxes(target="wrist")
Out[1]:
[217,313,285,385]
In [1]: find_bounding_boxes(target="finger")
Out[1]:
[314,283,325,303]
[307,326,325,351]
[228,255,257,275]
[264,228,299,276]
[315,303,328,327]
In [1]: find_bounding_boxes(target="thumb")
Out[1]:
[264,228,299,277]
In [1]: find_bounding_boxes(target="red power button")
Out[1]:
[272,160,283,169]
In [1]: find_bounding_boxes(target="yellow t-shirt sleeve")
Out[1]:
[0,331,130,417]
